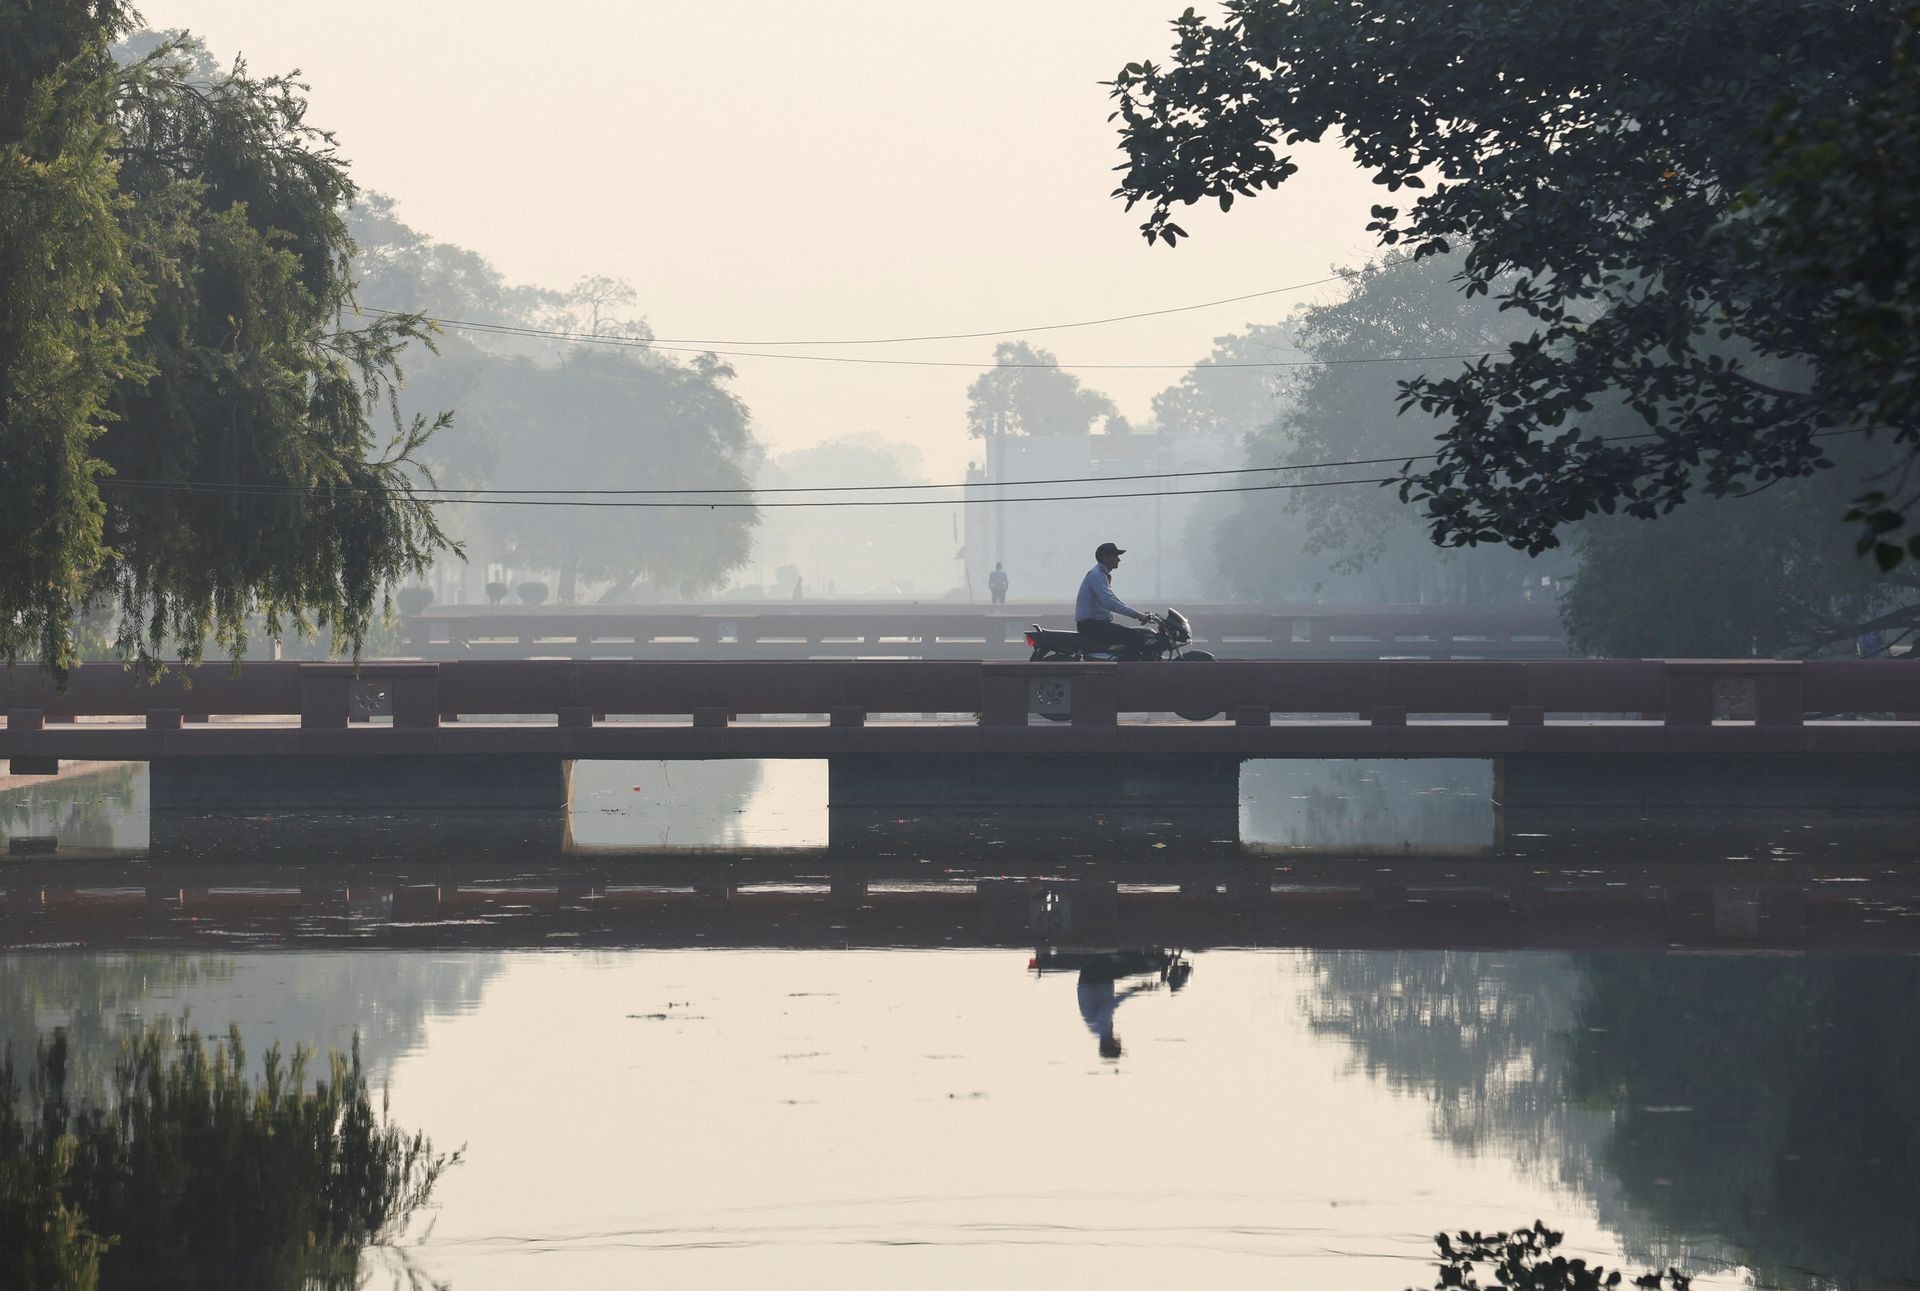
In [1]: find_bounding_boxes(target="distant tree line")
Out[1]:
[348,207,763,604]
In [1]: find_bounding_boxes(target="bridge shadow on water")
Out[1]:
[5,815,1919,956]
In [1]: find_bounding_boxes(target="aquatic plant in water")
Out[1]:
[1416,1222,1692,1290]
[0,1025,458,1290]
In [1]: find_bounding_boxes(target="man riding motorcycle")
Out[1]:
[1075,541,1154,655]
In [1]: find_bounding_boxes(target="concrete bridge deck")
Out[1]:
[6,658,1920,816]
[399,601,1573,660]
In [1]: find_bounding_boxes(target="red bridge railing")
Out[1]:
[5,658,1918,735]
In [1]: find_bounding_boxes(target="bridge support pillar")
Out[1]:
[1497,754,1920,854]
[1499,753,1920,814]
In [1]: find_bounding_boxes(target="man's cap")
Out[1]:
[1095,541,1126,560]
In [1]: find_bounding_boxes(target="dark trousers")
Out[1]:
[1077,618,1153,654]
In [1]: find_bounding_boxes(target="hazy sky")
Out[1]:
[139,1,1385,479]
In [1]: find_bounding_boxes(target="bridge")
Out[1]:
[398,601,1573,660]
[6,658,1920,831]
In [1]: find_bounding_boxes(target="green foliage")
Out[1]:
[1148,324,1293,439]
[1212,254,1561,601]
[0,0,148,676]
[0,1059,107,1291]
[966,341,1116,440]
[1110,0,1920,564]
[1563,454,1920,656]
[1,12,456,678]
[1,1024,457,1291]
[1730,11,1920,568]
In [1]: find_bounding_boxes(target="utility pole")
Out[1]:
[1153,440,1166,600]
[993,403,1007,573]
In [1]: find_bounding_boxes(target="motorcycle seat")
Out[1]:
[1029,626,1085,651]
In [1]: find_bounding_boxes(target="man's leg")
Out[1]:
[1076,619,1146,654]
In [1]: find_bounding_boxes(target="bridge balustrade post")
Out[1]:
[1662,667,1715,726]
[299,671,350,730]
[390,669,442,729]
[4,709,55,775]
[978,667,1027,727]
[1070,669,1118,726]
[1754,668,1806,726]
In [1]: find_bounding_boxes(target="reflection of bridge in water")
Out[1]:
[6,853,1917,954]
[6,659,1920,836]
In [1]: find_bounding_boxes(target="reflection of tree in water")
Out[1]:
[1243,760,1492,851]
[0,955,234,1106]
[2,951,504,1093]
[1570,955,1920,1290]
[0,763,145,853]
[1303,951,1604,1175]
[1306,950,1920,1288]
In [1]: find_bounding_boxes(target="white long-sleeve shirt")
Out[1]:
[1075,564,1141,623]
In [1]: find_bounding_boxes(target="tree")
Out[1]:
[1563,445,1920,657]
[484,345,759,601]
[342,205,766,604]
[1211,253,1560,602]
[1109,0,1920,563]
[965,341,1116,440]
[1148,323,1294,439]
[1,1,148,674]
[1,10,454,676]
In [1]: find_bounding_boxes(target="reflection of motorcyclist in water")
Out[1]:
[1029,948,1191,1061]
[1077,968,1156,1060]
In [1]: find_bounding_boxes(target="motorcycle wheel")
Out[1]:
[1174,650,1219,721]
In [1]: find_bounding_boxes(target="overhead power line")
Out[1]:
[94,450,1438,500]
[355,307,1490,372]
[92,428,1691,501]
[101,473,1399,509]
[365,273,1359,349]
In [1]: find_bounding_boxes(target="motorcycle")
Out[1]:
[1028,946,1193,993]
[1023,608,1219,720]
[1024,607,1213,663]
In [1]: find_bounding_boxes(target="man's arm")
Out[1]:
[1092,578,1147,622]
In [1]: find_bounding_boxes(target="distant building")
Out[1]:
[963,425,1240,607]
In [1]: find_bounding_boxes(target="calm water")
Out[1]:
[4,760,1918,1288]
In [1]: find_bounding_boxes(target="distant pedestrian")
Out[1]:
[793,575,805,601]
[988,562,1009,605]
